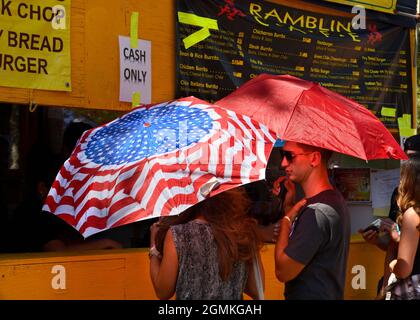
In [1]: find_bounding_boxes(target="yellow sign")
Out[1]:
[324,0,397,14]
[0,0,71,91]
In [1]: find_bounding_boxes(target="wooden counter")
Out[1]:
[0,238,385,300]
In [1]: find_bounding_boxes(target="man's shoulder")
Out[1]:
[307,190,349,223]
[308,189,345,211]
[303,203,335,227]
[309,189,344,202]
[308,202,338,215]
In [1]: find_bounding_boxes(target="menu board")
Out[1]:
[175,0,413,130]
[332,168,371,202]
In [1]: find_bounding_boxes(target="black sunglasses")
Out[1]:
[280,150,313,162]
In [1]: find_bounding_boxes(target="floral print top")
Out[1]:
[171,220,248,300]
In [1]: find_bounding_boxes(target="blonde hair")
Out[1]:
[396,156,420,231]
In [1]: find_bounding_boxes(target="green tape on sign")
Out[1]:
[130,12,139,48]
[380,107,396,117]
[132,92,141,107]
[402,114,411,122]
[178,12,218,49]
[398,114,415,137]
[400,128,416,137]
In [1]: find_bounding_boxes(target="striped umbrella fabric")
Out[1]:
[43,97,276,237]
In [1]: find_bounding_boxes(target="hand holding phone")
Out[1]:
[362,224,379,233]
[361,218,382,233]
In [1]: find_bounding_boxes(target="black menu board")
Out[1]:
[176,0,413,130]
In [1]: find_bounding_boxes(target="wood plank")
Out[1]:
[0,243,386,300]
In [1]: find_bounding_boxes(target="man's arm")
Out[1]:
[275,199,307,282]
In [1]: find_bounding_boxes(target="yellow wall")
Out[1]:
[0,0,176,111]
[0,241,385,300]
[0,248,153,299]
[344,240,386,299]
[0,0,358,111]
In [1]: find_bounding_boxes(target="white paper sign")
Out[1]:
[370,168,400,209]
[119,36,151,104]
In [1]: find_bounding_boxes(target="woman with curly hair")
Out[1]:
[148,187,264,300]
[386,156,420,299]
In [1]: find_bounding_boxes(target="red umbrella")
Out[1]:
[216,74,407,161]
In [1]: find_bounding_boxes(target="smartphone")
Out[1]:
[362,218,382,233]
[362,225,379,233]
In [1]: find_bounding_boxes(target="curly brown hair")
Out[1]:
[396,156,420,231]
[154,187,263,280]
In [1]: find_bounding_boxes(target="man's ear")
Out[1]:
[311,151,322,167]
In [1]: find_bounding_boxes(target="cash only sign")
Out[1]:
[0,0,71,91]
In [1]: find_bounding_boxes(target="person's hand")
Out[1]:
[272,176,282,196]
[284,198,307,222]
[379,218,400,243]
[358,228,379,245]
[269,199,306,242]
[257,223,277,243]
[150,222,160,247]
[273,176,296,211]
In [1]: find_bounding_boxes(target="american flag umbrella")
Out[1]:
[43,97,276,237]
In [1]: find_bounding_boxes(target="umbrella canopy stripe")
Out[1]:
[43,97,276,237]
[47,160,139,215]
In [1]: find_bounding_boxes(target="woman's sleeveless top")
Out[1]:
[171,220,248,300]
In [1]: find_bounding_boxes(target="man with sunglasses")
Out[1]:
[274,141,350,300]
